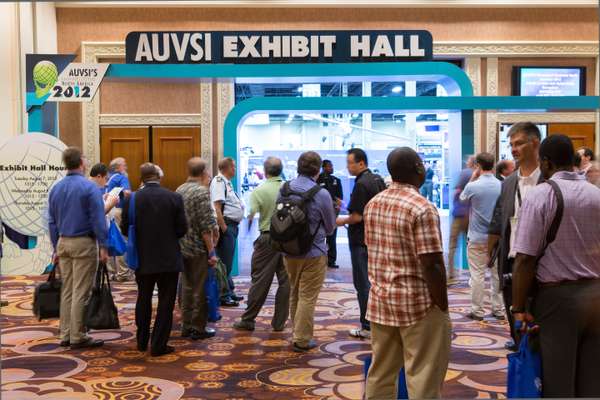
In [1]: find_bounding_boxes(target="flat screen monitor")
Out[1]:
[513,66,585,96]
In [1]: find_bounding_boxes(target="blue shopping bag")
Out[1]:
[205,267,222,322]
[507,332,542,398]
[107,219,127,257]
[125,192,139,270]
[364,354,408,399]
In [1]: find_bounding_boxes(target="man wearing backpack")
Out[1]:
[336,148,386,340]
[271,151,336,352]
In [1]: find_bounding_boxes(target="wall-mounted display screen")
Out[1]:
[513,66,585,96]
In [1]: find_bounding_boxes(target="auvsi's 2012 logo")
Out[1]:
[33,60,58,98]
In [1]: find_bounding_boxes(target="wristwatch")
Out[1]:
[509,305,525,314]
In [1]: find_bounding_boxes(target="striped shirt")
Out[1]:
[364,182,443,327]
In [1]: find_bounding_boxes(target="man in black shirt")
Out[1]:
[336,149,386,339]
[317,160,343,269]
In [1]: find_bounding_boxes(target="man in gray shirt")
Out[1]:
[460,152,503,321]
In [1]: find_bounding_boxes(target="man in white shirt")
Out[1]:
[488,122,542,351]
[210,157,245,307]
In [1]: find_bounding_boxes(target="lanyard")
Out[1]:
[516,183,522,209]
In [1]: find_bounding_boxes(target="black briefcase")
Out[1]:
[84,262,120,330]
[33,266,61,320]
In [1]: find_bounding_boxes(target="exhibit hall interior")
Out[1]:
[0,1,599,399]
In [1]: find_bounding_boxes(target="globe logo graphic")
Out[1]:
[33,60,58,98]
[0,133,67,237]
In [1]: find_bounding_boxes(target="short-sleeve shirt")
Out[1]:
[106,172,131,209]
[459,174,501,243]
[347,169,386,247]
[209,173,244,223]
[176,180,217,258]
[249,176,283,232]
[317,173,343,202]
[364,183,444,327]
[513,171,600,283]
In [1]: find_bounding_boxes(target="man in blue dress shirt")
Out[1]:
[106,157,133,281]
[48,147,108,349]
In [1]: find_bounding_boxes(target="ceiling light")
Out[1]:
[392,86,403,94]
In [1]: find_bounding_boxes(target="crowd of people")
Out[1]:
[46,121,600,398]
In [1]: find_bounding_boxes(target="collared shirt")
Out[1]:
[106,172,131,209]
[508,167,541,258]
[249,176,283,232]
[176,180,217,258]
[209,173,244,222]
[48,172,108,249]
[364,182,444,327]
[460,174,501,243]
[347,169,386,247]
[317,172,343,202]
[281,175,336,259]
[513,171,600,283]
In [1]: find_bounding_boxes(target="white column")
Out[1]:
[465,57,482,153]
[0,3,21,144]
[405,81,417,149]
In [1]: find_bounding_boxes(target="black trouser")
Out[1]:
[350,243,370,331]
[502,283,517,343]
[181,254,208,332]
[216,221,239,300]
[241,233,290,330]
[326,228,338,267]
[532,279,600,398]
[135,271,178,353]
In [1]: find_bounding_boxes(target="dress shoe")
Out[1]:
[272,326,285,332]
[466,312,484,321]
[181,328,192,338]
[328,264,340,269]
[220,298,239,307]
[151,345,175,357]
[59,340,70,347]
[231,294,244,302]
[505,340,518,352]
[137,343,147,352]
[70,338,104,349]
[233,321,255,331]
[293,340,318,353]
[190,329,216,340]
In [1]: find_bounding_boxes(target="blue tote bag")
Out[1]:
[125,192,139,270]
[107,219,126,257]
[364,354,408,399]
[205,267,222,322]
[507,332,542,398]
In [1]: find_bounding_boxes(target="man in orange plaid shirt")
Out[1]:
[364,147,452,399]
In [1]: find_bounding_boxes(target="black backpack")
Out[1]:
[270,181,322,256]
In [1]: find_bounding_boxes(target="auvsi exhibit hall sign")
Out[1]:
[126,30,433,64]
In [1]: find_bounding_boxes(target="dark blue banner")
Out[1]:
[125,30,433,64]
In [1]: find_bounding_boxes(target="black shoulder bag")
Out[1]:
[84,262,120,330]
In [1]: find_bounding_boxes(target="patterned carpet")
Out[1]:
[1,273,510,399]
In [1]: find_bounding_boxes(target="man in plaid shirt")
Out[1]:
[364,147,451,400]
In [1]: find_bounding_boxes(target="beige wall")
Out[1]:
[55,7,599,148]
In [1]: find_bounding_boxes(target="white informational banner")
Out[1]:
[47,63,109,102]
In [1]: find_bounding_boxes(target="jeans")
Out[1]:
[216,222,239,300]
[350,244,371,330]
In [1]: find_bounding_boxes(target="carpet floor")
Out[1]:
[1,273,510,399]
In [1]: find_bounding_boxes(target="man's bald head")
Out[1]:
[387,147,426,187]
[187,157,207,177]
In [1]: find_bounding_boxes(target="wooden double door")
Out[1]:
[100,126,201,191]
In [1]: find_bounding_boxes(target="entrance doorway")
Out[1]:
[100,125,201,190]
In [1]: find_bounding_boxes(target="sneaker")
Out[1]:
[328,264,340,269]
[349,328,371,339]
[70,337,104,349]
[466,312,484,321]
[220,298,239,307]
[233,321,255,331]
[292,340,317,353]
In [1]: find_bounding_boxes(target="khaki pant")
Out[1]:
[283,255,327,347]
[57,236,98,344]
[366,307,452,400]
[467,242,503,317]
[181,253,209,332]
[447,216,468,278]
[107,208,133,281]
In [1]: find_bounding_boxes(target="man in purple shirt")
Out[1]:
[280,151,336,352]
[48,147,108,350]
[512,135,600,397]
